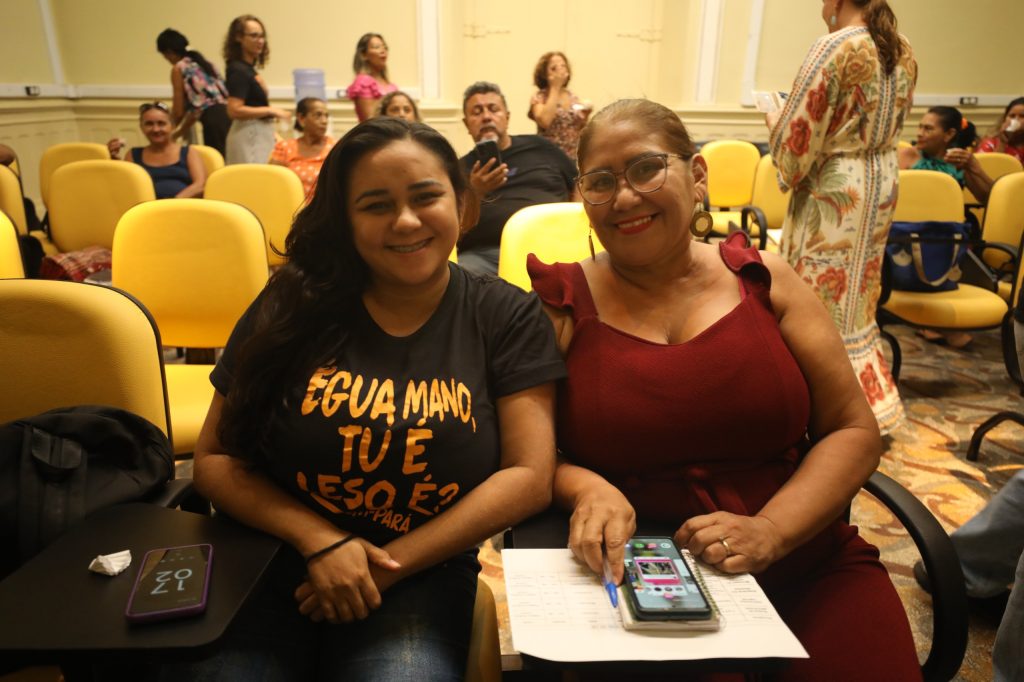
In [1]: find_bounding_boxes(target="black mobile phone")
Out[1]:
[623,536,712,620]
[125,544,213,624]
[474,139,502,167]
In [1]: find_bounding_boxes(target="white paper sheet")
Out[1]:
[502,548,808,662]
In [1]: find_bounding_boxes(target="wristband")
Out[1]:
[305,534,358,566]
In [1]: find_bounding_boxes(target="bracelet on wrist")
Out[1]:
[305,534,358,566]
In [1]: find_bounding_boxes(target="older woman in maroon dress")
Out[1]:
[528,99,921,680]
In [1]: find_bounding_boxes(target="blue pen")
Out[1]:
[601,556,619,608]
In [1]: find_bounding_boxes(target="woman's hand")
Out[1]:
[568,484,636,584]
[469,158,508,196]
[674,512,787,575]
[943,147,973,170]
[271,107,293,121]
[294,538,400,624]
[106,138,125,160]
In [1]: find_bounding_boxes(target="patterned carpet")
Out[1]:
[480,323,1024,680]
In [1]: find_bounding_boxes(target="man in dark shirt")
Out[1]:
[458,81,577,276]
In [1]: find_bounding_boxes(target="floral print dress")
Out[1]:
[770,27,917,435]
[529,89,584,161]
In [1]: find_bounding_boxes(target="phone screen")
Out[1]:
[474,139,502,167]
[624,537,711,619]
[126,544,212,622]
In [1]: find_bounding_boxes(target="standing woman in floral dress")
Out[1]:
[767,0,916,435]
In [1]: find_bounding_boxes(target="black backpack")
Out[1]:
[0,405,174,578]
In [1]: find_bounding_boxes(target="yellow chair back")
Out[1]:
[192,144,225,177]
[894,170,963,222]
[0,164,28,236]
[700,140,761,208]
[0,211,24,278]
[981,173,1024,272]
[112,199,268,348]
[0,279,170,436]
[38,142,109,207]
[976,152,1023,179]
[8,157,20,178]
[48,160,155,252]
[750,154,790,229]
[497,202,599,291]
[204,165,305,267]
[897,140,914,151]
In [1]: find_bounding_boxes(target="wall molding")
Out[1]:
[417,0,442,101]
[694,0,724,104]
[738,0,765,107]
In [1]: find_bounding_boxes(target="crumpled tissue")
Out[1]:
[88,549,132,576]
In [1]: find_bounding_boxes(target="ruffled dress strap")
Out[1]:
[718,231,773,308]
[346,74,381,100]
[526,255,598,324]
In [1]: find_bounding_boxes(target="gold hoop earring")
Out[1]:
[588,231,596,261]
[690,203,714,238]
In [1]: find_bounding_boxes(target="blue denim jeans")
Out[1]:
[152,547,480,682]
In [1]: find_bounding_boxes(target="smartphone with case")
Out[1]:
[623,537,712,620]
[474,139,502,168]
[125,544,213,624]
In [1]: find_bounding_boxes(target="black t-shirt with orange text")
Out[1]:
[211,265,565,545]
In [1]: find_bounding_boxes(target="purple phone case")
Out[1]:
[124,543,213,624]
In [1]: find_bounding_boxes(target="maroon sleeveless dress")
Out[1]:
[528,234,921,681]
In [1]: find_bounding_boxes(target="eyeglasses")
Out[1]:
[138,102,169,114]
[577,153,690,206]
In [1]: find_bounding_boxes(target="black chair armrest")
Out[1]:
[144,478,212,515]
[863,471,968,682]
[740,206,769,251]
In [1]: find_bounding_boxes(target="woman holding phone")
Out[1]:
[155,117,563,681]
[528,51,590,161]
[530,98,921,679]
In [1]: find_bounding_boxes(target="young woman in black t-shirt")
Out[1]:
[160,118,563,681]
[221,14,291,164]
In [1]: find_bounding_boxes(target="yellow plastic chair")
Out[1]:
[976,173,1024,301]
[0,165,29,236]
[466,578,501,682]
[38,142,109,209]
[0,211,24,278]
[205,165,304,267]
[879,170,1009,380]
[8,157,20,178]
[48,160,155,253]
[112,199,268,455]
[497,202,602,291]
[192,144,225,178]
[699,140,761,232]
[897,140,915,151]
[740,154,791,251]
[0,164,57,255]
[0,279,171,437]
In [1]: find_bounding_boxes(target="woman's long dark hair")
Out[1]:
[929,106,977,150]
[217,118,466,461]
[156,29,218,79]
[851,0,904,76]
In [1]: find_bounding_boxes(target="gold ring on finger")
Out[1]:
[718,537,733,557]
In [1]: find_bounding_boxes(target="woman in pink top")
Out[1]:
[346,33,398,122]
[270,97,335,198]
[976,97,1024,162]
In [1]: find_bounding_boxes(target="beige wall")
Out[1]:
[2,0,1022,205]
[0,0,54,84]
